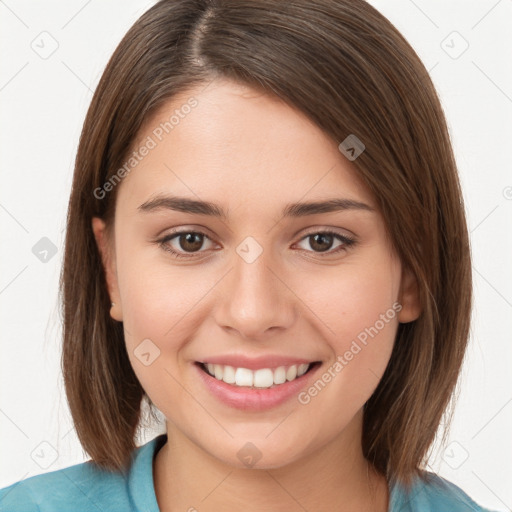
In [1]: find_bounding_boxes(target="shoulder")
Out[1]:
[390,470,499,512]
[0,434,167,512]
[0,459,132,512]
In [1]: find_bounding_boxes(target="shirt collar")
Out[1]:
[128,433,167,512]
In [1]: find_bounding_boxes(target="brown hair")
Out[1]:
[61,0,471,489]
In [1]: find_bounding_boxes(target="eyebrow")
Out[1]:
[137,194,374,219]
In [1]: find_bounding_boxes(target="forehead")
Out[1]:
[118,79,374,214]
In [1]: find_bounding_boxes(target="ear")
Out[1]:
[92,217,123,322]
[397,265,422,323]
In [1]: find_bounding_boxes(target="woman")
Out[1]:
[0,0,497,510]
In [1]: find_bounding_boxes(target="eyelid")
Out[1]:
[157,228,217,258]
[298,225,356,239]
[293,229,356,255]
[158,225,356,242]
[154,224,215,239]
[157,226,357,259]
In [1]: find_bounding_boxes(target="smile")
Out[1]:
[200,362,313,389]
[194,353,322,410]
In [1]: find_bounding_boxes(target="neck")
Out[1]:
[153,413,389,512]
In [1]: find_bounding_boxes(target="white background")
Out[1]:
[1,1,511,510]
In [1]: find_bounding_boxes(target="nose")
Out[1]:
[214,244,296,340]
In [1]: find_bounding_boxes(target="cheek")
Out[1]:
[295,256,400,400]
[114,242,220,401]
[115,248,209,410]
[301,253,400,343]
[115,231,211,338]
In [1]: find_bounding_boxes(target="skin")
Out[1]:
[92,78,421,512]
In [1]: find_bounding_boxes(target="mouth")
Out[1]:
[195,361,322,390]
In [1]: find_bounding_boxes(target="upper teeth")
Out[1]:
[204,363,310,389]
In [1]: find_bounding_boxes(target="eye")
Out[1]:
[158,230,216,259]
[294,230,356,256]
[157,228,356,260]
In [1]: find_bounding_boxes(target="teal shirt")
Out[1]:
[0,434,497,511]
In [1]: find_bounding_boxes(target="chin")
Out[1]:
[201,432,318,471]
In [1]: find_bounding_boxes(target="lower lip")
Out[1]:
[194,362,321,411]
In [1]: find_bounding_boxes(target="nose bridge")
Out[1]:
[216,236,295,338]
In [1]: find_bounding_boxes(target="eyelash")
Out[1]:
[157,229,356,260]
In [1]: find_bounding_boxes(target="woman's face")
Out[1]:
[93,78,419,468]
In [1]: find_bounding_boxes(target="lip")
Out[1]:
[197,354,315,371]
[194,361,322,411]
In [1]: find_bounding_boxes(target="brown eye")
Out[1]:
[295,230,356,256]
[176,232,204,252]
[159,230,215,259]
[158,229,355,260]
[308,233,335,252]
